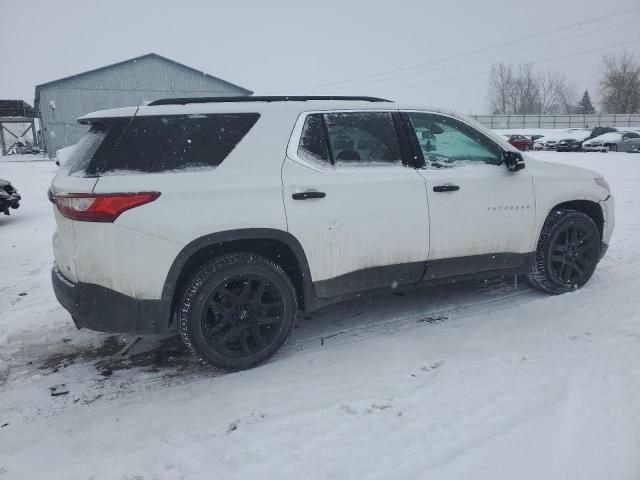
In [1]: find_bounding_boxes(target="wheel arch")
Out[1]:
[545,200,604,240]
[160,229,314,328]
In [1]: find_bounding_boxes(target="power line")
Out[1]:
[288,5,640,92]
[369,38,640,93]
[330,17,640,89]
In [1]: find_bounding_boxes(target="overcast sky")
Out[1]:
[1,0,639,113]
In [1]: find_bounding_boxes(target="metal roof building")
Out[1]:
[34,53,252,157]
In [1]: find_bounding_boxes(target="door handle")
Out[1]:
[433,184,460,193]
[292,191,326,200]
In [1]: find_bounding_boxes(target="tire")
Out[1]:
[524,145,531,151]
[527,209,601,294]
[179,253,298,370]
[610,144,618,152]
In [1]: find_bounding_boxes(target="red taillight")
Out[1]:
[54,192,160,222]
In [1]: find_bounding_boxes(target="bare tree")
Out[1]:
[538,68,568,114]
[488,63,515,114]
[559,81,579,114]
[514,64,541,114]
[600,51,640,114]
[487,62,569,114]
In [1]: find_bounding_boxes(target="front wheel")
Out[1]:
[179,253,297,370]
[528,209,601,294]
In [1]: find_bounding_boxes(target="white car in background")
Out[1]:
[583,131,640,152]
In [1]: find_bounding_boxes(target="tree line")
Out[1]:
[487,51,640,115]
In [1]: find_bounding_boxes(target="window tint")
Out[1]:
[102,113,259,173]
[61,124,108,175]
[324,112,402,165]
[407,113,501,168]
[297,114,330,164]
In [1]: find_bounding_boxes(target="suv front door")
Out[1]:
[282,111,429,298]
[403,112,535,279]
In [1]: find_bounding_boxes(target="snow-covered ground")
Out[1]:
[1,151,640,479]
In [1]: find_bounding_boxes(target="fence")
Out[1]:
[470,114,640,130]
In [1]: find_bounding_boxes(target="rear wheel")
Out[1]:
[528,209,601,294]
[179,253,297,370]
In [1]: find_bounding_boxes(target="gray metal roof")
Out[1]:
[34,53,252,98]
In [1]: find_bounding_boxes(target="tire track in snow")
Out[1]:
[4,279,545,421]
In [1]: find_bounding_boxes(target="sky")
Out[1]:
[1,0,639,114]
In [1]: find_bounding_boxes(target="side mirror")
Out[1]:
[503,150,525,172]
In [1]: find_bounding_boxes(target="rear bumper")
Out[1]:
[51,265,175,334]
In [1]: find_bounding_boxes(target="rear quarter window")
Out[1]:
[60,124,108,176]
[101,113,260,173]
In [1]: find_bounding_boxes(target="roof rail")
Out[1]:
[148,95,391,106]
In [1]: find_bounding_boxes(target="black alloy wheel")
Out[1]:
[547,222,598,287]
[202,274,285,358]
[528,209,601,293]
[179,253,297,370]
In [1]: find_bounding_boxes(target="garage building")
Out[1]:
[34,53,252,158]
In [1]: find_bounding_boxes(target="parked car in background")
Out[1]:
[585,126,617,141]
[582,131,640,152]
[0,179,21,215]
[49,96,615,370]
[503,134,533,151]
[620,137,640,153]
[534,138,559,150]
[556,138,583,152]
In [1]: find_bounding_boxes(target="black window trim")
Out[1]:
[399,110,506,169]
[320,114,335,165]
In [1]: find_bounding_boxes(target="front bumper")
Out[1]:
[599,195,615,257]
[52,265,175,334]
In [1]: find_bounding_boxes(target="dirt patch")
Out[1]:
[38,335,198,377]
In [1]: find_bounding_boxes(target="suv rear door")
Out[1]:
[282,111,429,298]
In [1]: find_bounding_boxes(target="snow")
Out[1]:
[494,128,592,142]
[2,152,640,479]
[583,132,624,145]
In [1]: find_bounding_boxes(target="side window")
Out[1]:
[297,114,330,164]
[408,113,502,168]
[101,113,260,173]
[324,112,402,165]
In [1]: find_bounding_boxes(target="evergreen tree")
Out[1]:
[576,90,596,114]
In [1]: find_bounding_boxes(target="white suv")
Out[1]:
[50,96,615,369]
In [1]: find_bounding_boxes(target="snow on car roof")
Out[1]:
[493,128,592,142]
[585,132,624,143]
[78,99,469,125]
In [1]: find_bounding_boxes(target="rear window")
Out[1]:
[100,113,260,173]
